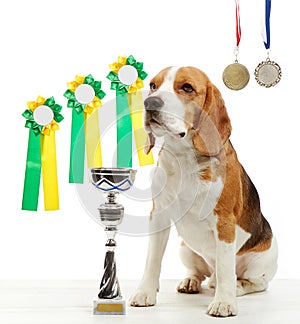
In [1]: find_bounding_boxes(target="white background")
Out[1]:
[0,0,299,281]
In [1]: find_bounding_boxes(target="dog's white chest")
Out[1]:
[178,174,223,221]
[156,138,224,260]
[174,175,222,261]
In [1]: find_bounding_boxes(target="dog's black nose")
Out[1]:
[144,96,164,111]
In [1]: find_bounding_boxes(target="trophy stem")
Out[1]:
[107,192,117,204]
[94,190,125,315]
[98,250,121,299]
[98,222,120,299]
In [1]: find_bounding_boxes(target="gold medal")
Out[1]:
[222,62,250,91]
[254,58,281,88]
[222,1,249,91]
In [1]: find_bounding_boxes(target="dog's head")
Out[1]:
[144,66,232,156]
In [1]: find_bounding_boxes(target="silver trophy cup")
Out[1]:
[90,167,136,315]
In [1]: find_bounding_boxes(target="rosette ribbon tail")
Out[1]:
[116,90,133,168]
[128,92,154,166]
[41,131,59,210]
[22,130,42,211]
[84,109,102,169]
[69,109,85,183]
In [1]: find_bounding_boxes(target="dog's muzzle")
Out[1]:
[144,96,186,139]
[144,96,164,111]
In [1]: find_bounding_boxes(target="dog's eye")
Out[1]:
[181,83,194,93]
[150,82,157,91]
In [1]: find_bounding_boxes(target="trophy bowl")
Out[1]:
[90,167,136,315]
[90,168,137,192]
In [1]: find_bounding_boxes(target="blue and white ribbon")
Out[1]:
[261,0,271,50]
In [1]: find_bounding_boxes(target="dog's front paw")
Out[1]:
[130,289,157,307]
[207,299,237,317]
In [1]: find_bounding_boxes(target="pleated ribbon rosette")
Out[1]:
[107,55,154,168]
[64,74,106,183]
[22,96,63,211]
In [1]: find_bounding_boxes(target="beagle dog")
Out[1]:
[130,67,278,317]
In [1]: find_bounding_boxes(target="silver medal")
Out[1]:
[254,58,282,88]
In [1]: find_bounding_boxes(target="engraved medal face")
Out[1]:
[222,62,250,90]
[254,59,282,88]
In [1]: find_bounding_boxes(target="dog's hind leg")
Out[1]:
[177,241,212,294]
[236,237,278,296]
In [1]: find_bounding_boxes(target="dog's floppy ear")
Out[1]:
[144,132,156,155]
[192,82,232,156]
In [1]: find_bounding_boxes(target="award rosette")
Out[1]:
[64,74,106,183]
[22,96,63,211]
[107,55,154,168]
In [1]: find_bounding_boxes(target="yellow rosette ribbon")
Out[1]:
[107,55,154,167]
[64,74,106,183]
[22,96,63,211]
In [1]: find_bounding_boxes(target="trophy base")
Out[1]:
[93,298,126,315]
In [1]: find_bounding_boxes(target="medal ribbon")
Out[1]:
[235,0,241,48]
[262,0,271,50]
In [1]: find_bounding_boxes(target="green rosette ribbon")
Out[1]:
[64,74,106,183]
[22,96,63,211]
[107,55,148,168]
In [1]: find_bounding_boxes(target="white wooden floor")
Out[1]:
[0,280,299,324]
